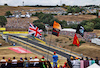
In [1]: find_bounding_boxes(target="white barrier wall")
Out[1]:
[91,38,100,45]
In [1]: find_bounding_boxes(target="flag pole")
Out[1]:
[25,22,30,58]
[47,33,52,61]
[70,46,73,56]
[70,33,75,56]
[25,37,28,58]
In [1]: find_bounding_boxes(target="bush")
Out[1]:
[44,34,47,37]
[80,40,85,44]
[5,11,12,17]
[69,38,72,40]
[84,25,93,32]
[63,46,65,48]
[69,44,75,46]
[56,39,59,42]
[67,24,78,29]
[31,14,35,16]
[94,23,100,29]
[33,20,41,23]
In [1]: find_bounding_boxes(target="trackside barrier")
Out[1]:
[0,61,50,68]
[3,31,28,34]
[50,44,84,58]
[35,37,46,44]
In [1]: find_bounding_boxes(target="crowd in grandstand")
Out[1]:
[60,31,97,42]
[5,18,32,29]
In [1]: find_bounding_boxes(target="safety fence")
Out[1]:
[0,61,50,68]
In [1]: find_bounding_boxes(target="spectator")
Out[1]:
[7,58,12,68]
[63,62,67,68]
[52,51,58,68]
[47,61,52,68]
[70,56,74,67]
[89,58,92,66]
[80,57,84,68]
[95,57,99,65]
[1,57,7,68]
[99,60,100,66]
[66,58,73,68]
[12,57,17,67]
[29,57,34,67]
[1,57,7,62]
[91,58,95,64]
[33,56,39,67]
[13,43,15,46]
[59,65,63,68]
[72,57,80,68]
[24,57,29,67]
[17,57,24,67]
[89,58,95,66]
[84,57,89,68]
[41,56,45,61]
[41,56,46,68]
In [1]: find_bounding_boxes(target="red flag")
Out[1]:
[73,34,80,47]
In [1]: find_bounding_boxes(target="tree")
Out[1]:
[0,16,7,27]
[68,24,78,29]
[34,23,46,31]
[5,11,12,17]
[74,7,80,13]
[84,22,94,32]
[84,25,93,32]
[94,23,100,29]
[56,5,59,7]
[4,3,8,6]
[33,20,41,23]
[62,4,66,7]
[67,6,75,13]
[59,20,67,28]
[80,18,100,31]
[86,22,94,27]
[80,20,89,26]
[67,6,85,13]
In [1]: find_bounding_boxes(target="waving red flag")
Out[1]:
[73,34,80,47]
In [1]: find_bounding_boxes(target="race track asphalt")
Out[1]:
[8,34,75,59]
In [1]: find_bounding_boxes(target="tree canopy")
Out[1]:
[33,12,67,29]
[80,18,100,32]
[5,11,12,17]
[0,16,7,27]
[34,23,46,31]
[67,6,85,13]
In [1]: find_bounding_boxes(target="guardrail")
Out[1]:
[0,61,48,68]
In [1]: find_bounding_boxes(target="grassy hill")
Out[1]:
[45,34,100,60]
[54,15,97,22]
[92,30,100,36]
[0,6,47,16]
